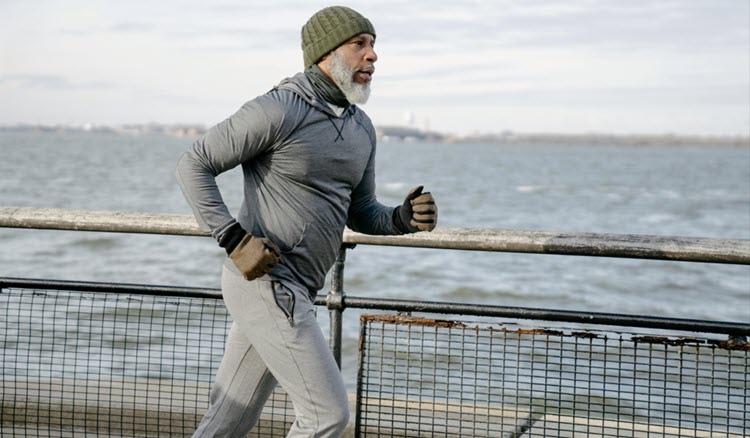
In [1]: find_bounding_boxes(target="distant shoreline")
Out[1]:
[405,133,750,148]
[373,125,750,148]
[1,123,748,148]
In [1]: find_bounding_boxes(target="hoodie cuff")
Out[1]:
[218,222,248,255]
[392,207,411,235]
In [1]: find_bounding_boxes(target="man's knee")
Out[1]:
[318,401,350,435]
[297,392,348,437]
[333,402,351,428]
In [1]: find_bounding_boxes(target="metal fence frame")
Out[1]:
[1,207,749,436]
[2,276,748,437]
[2,207,748,365]
[354,314,749,437]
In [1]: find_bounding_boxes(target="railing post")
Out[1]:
[327,244,353,369]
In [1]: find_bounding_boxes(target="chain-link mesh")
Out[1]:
[0,287,294,437]
[4,285,748,437]
[356,314,749,437]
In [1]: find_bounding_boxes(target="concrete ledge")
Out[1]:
[1,377,291,436]
[3,379,743,437]
[357,396,737,438]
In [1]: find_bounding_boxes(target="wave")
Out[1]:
[383,182,407,191]
[70,237,120,250]
[516,185,538,193]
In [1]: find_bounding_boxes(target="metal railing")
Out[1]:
[356,314,749,437]
[0,279,294,437]
[1,207,748,264]
[1,207,749,437]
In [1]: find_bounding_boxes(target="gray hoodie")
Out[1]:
[176,72,401,296]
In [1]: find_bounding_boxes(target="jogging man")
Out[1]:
[176,6,437,437]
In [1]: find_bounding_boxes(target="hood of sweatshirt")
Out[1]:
[274,72,347,119]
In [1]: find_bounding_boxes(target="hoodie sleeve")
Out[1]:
[175,96,284,241]
[346,131,402,236]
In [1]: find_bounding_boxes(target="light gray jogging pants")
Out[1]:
[192,263,349,437]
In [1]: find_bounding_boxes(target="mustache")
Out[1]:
[355,65,375,74]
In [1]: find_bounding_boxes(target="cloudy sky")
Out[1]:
[1,0,748,135]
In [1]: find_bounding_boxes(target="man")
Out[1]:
[176,6,437,437]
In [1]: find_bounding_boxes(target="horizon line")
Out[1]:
[1,122,749,140]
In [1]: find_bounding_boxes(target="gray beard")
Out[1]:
[328,51,371,105]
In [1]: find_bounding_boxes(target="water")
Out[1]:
[1,131,749,383]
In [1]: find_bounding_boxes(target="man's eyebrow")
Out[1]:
[350,34,375,44]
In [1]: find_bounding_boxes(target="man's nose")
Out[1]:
[366,47,378,63]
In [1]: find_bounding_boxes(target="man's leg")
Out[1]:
[192,321,278,437]
[220,267,349,438]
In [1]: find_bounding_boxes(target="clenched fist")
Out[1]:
[229,234,282,281]
[394,185,438,233]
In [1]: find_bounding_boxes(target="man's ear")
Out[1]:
[317,56,331,77]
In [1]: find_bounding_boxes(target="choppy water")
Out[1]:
[1,131,749,382]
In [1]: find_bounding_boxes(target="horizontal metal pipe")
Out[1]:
[0,277,222,299]
[0,207,208,236]
[341,296,750,336]
[2,277,748,336]
[1,206,748,264]
[347,229,750,265]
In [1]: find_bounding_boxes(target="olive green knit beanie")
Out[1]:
[301,6,376,68]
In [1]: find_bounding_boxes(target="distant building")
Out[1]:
[375,125,445,142]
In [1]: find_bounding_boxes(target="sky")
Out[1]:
[1,0,748,136]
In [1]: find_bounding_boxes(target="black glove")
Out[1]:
[220,223,281,281]
[393,185,438,233]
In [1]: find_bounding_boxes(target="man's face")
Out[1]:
[319,33,377,104]
[331,33,377,84]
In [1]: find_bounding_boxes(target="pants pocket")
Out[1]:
[271,282,296,327]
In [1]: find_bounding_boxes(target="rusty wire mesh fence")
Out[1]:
[3,283,749,437]
[0,286,294,437]
[356,314,749,438]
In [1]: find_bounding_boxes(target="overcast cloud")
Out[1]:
[1,0,748,135]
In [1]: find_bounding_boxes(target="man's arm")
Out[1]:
[176,96,285,279]
[175,97,282,241]
[346,149,402,235]
[347,139,438,236]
